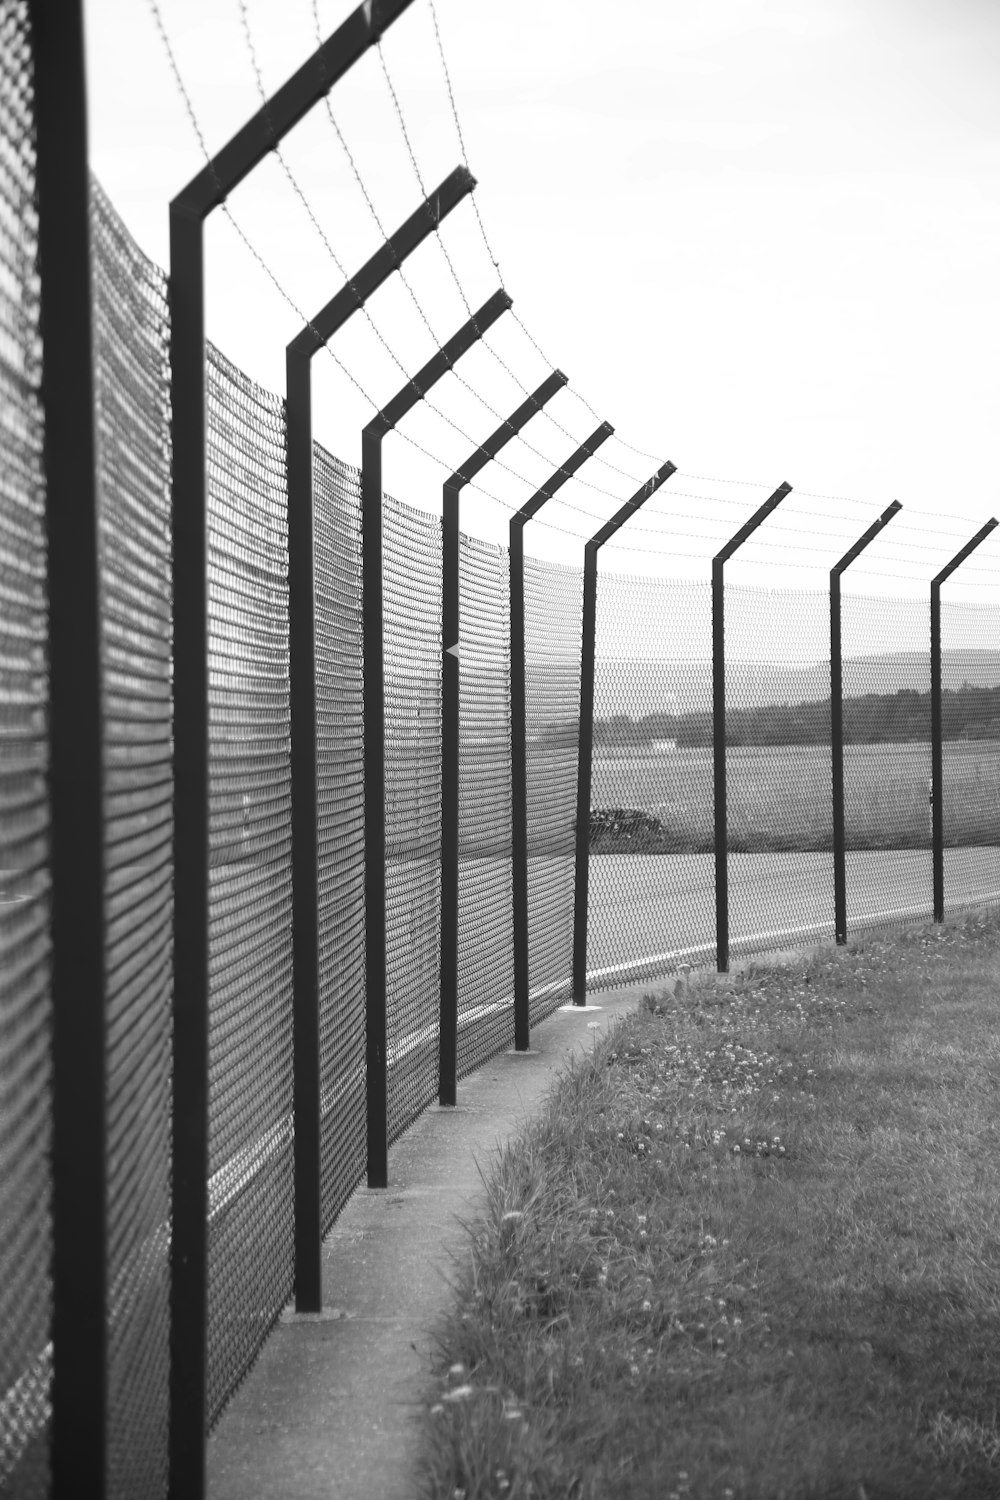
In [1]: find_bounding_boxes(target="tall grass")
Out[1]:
[419,912,1000,1499]
[589,742,1000,852]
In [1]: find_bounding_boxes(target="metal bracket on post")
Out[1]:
[509,422,614,1047]
[439,370,567,1107]
[29,3,107,1492]
[830,501,902,944]
[364,289,513,1190]
[712,483,792,974]
[286,165,472,1314]
[571,462,677,1004]
[930,518,997,922]
[166,3,418,1494]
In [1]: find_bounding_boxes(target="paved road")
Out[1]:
[585,846,1000,985]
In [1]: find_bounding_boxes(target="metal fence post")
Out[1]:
[29,2,107,1491]
[287,167,473,1313]
[712,483,791,973]
[166,4,417,1492]
[440,371,567,1103]
[571,463,676,1003]
[509,423,613,1045]
[830,502,901,944]
[930,519,997,921]
[363,290,512,1189]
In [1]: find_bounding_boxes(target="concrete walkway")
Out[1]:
[206,985,647,1500]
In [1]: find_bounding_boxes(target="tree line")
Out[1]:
[543,682,1000,749]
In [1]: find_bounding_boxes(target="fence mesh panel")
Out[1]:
[457,534,512,1076]
[840,591,931,933]
[313,447,366,1229]
[92,181,173,1500]
[589,574,714,986]
[524,556,580,1018]
[205,345,293,1424]
[384,494,441,1143]
[936,597,1000,912]
[0,6,49,1492]
[724,584,834,960]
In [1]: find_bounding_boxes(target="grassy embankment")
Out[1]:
[419,912,1000,1500]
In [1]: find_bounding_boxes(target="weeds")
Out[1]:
[419,911,1000,1500]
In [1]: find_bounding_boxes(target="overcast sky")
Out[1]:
[83,0,1000,603]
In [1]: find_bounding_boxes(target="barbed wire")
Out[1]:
[146,0,998,582]
[228,0,659,517]
[371,23,654,501]
[144,0,609,543]
[422,0,665,481]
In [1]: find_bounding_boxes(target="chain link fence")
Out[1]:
[457,534,513,1075]
[0,5,48,1492]
[839,590,931,932]
[524,556,581,1018]
[724,585,834,959]
[589,574,716,985]
[937,597,1000,913]
[585,571,1000,987]
[313,449,366,1233]
[204,343,294,1423]
[92,181,174,1500]
[384,493,442,1144]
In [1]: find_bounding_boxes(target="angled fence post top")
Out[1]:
[365,289,512,435]
[445,369,568,492]
[572,459,677,1003]
[714,480,793,565]
[585,460,677,555]
[288,166,476,360]
[832,500,902,576]
[513,421,615,524]
[932,517,998,588]
[171,0,418,218]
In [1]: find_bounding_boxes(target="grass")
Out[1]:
[586,742,1000,852]
[418,910,1000,1499]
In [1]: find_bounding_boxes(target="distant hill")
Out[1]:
[593,649,1000,717]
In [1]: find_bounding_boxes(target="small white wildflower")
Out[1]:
[637,1215,647,1226]
[642,1299,652,1312]
[732,1145,740,1154]
[629,1363,640,1376]
[448,1362,467,1380]
[429,1403,444,1416]
[502,1211,523,1224]
[442,1385,474,1402]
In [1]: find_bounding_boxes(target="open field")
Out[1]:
[419,911,1000,1500]
[589,741,1000,852]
